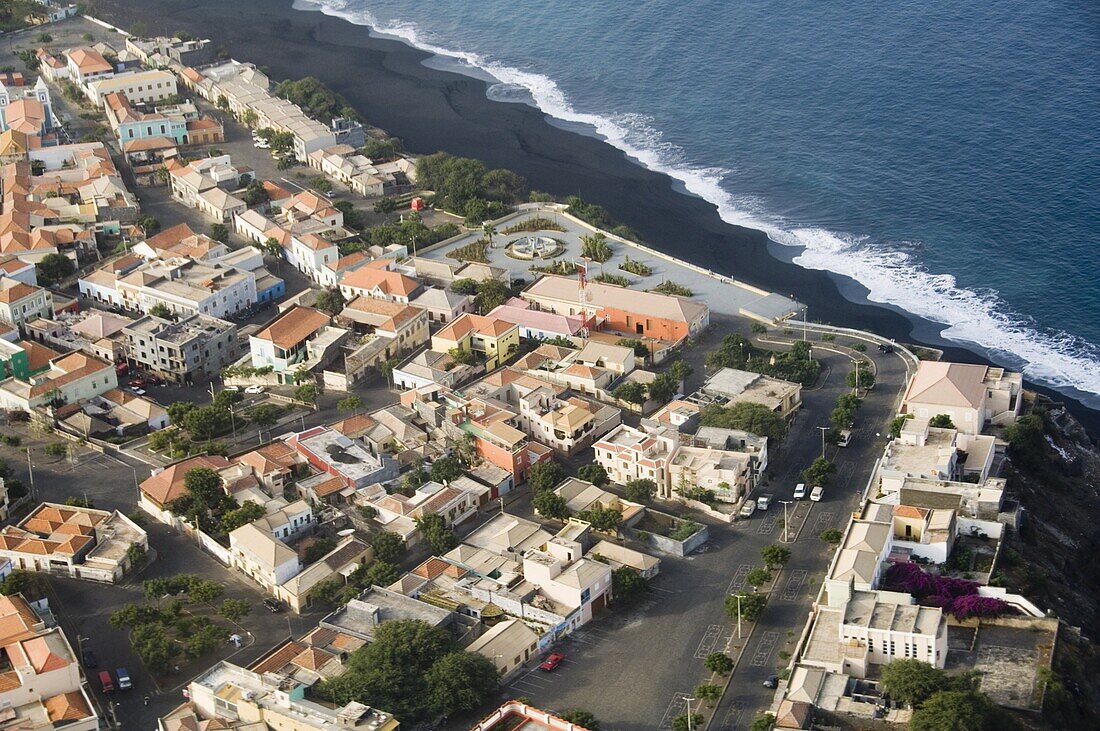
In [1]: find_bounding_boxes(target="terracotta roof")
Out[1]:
[17,339,62,372]
[249,640,306,674]
[894,505,930,520]
[44,691,92,722]
[0,595,42,645]
[904,361,989,410]
[434,313,517,342]
[22,635,70,673]
[66,47,113,74]
[308,475,347,498]
[140,455,231,506]
[0,280,41,303]
[340,267,420,297]
[254,306,330,349]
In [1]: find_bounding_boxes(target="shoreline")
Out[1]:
[93,0,1100,435]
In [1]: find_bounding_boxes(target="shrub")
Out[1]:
[649,280,694,297]
[619,257,651,276]
[704,652,734,674]
[448,238,489,263]
[593,273,630,286]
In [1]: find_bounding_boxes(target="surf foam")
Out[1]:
[295,0,1100,404]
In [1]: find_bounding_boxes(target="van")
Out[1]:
[837,429,852,447]
[116,668,132,690]
[793,483,807,500]
[98,670,115,693]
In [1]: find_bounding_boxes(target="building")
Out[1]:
[410,285,474,324]
[0,278,52,329]
[24,309,134,364]
[488,300,584,341]
[522,273,710,344]
[124,313,236,384]
[229,522,301,590]
[174,659,397,731]
[339,264,423,304]
[103,91,187,145]
[320,586,455,643]
[248,306,348,383]
[0,78,58,142]
[289,426,398,489]
[0,351,118,411]
[0,594,99,731]
[667,444,752,503]
[104,257,258,319]
[471,701,595,731]
[694,367,802,417]
[63,47,113,87]
[593,423,678,493]
[431,313,520,370]
[138,455,232,522]
[0,503,148,582]
[900,361,1022,434]
[86,69,178,107]
[466,619,541,680]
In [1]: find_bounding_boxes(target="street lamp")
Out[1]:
[780,499,794,543]
[732,593,748,638]
[816,426,829,460]
[684,697,696,731]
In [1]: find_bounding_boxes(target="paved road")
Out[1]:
[482,334,910,731]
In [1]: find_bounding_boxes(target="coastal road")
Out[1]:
[480,336,910,731]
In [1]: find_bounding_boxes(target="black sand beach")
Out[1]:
[96,0,1100,433]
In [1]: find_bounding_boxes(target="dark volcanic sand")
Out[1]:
[96,0,1100,434]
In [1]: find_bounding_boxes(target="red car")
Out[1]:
[539,653,565,672]
[129,378,145,387]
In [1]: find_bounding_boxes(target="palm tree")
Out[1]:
[483,223,497,249]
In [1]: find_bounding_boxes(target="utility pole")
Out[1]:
[25,447,35,501]
[780,500,794,543]
[816,426,829,460]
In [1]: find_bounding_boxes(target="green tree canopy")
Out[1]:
[315,288,346,315]
[528,460,566,493]
[879,659,952,708]
[577,463,609,486]
[424,651,501,715]
[533,490,570,520]
[624,478,657,503]
[700,401,787,442]
[909,690,997,731]
[801,457,837,486]
[370,531,405,564]
[415,513,457,554]
[429,455,464,483]
[35,253,75,286]
[929,414,956,429]
[761,544,791,570]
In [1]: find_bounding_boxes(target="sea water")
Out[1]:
[296,0,1100,407]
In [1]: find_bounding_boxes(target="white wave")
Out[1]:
[294,0,1100,403]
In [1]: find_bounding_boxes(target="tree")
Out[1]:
[611,567,648,604]
[750,714,776,731]
[577,505,623,533]
[242,180,270,206]
[0,570,47,598]
[801,457,837,486]
[36,253,75,286]
[647,372,680,404]
[761,544,791,570]
[365,560,400,587]
[528,460,566,493]
[624,478,656,503]
[337,395,364,413]
[425,651,500,715]
[533,490,569,520]
[559,710,601,730]
[1003,413,1047,469]
[370,531,405,563]
[303,538,337,564]
[402,458,427,492]
[209,223,229,243]
[131,624,176,674]
[890,414,914,438]
[745,567,773,588]
[294,383,319,403]
[315,288,346,315]
[700,402,787,442]
[612,380,648,405]
[416,513,457,554]
[820,528,843,544]
[219,598,251,622]
[879,659,951,708]
[848,366,875,389]
[929,414,956,429]
[220,501,265,533]
[909,690,997,731]
[183,406,231,440]
[668,359,694,383]
[704,652,734,674]
[474,278,511,314]
[577,464,608,486]
[451,277,479,295]
[617,338,649,359]
[250,404,283,427]
[672,713,704,731]
[188,579,225,605]
[580,233,612,262]
[149,303,173,319]
[695,683,722,705]
[429,455,463,483]
[725,592,767,622]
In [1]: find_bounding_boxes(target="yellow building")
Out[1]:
[431,313,519,370]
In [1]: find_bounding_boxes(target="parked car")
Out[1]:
[756,494,773,510]
[225,385,240,392]
[793,483,807,500]
[130,387,146,396]
[81,649,97,669]
[810,485,825,502]
[128,378,145,387]
[878,343,894,354]
[263,598,283,613]
[739,501,756,518]
[244,385,265,394]
[837,429,852,447]
[98,670,115,693]
[254,139,270,149]
[116,668,132,690]
[763,674,779,689]
[539,652,565,672]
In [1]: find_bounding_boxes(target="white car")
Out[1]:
[739,501,756,518]
[837,429,852,447]
[224,385,240,392]
[130,387,146,396]
[254,140,270,149]
[793,483,807,500]
[244,385,265,394]
[810,485,825,502]
[756,494,773,510]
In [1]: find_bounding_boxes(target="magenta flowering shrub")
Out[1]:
[882,562,1013,620]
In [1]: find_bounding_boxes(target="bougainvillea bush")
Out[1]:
[882,562,1013,620]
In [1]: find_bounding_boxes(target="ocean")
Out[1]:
[297,0,1100,407]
